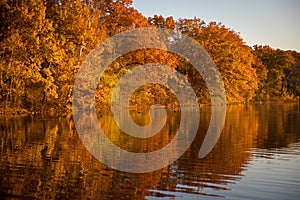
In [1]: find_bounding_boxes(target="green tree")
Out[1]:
[286,51,300,98]
[253,45,296,100]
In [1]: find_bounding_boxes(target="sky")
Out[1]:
[132,0,300,51]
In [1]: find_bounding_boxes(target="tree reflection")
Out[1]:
[0,103,299,199]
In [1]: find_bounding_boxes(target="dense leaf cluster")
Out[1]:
[0,0,299,114]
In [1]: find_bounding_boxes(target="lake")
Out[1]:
[0,103,299,199]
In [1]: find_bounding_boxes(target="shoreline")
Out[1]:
[1,100,299,118]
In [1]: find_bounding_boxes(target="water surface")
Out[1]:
[0,103,299,199]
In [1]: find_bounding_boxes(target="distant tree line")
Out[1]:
[1,0,299,115]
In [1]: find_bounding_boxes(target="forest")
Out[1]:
[1,0,300,116]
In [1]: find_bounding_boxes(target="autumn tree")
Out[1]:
[176,18,260,103]
[0,0,58,110]
[1,0,108,113]
[148,15,175,29]
[0,1,299,115]
[95,13,180,110]
[101,0,149,36]
[44,0,107,112]
[285,51,300,98]
[253,45,296,100]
